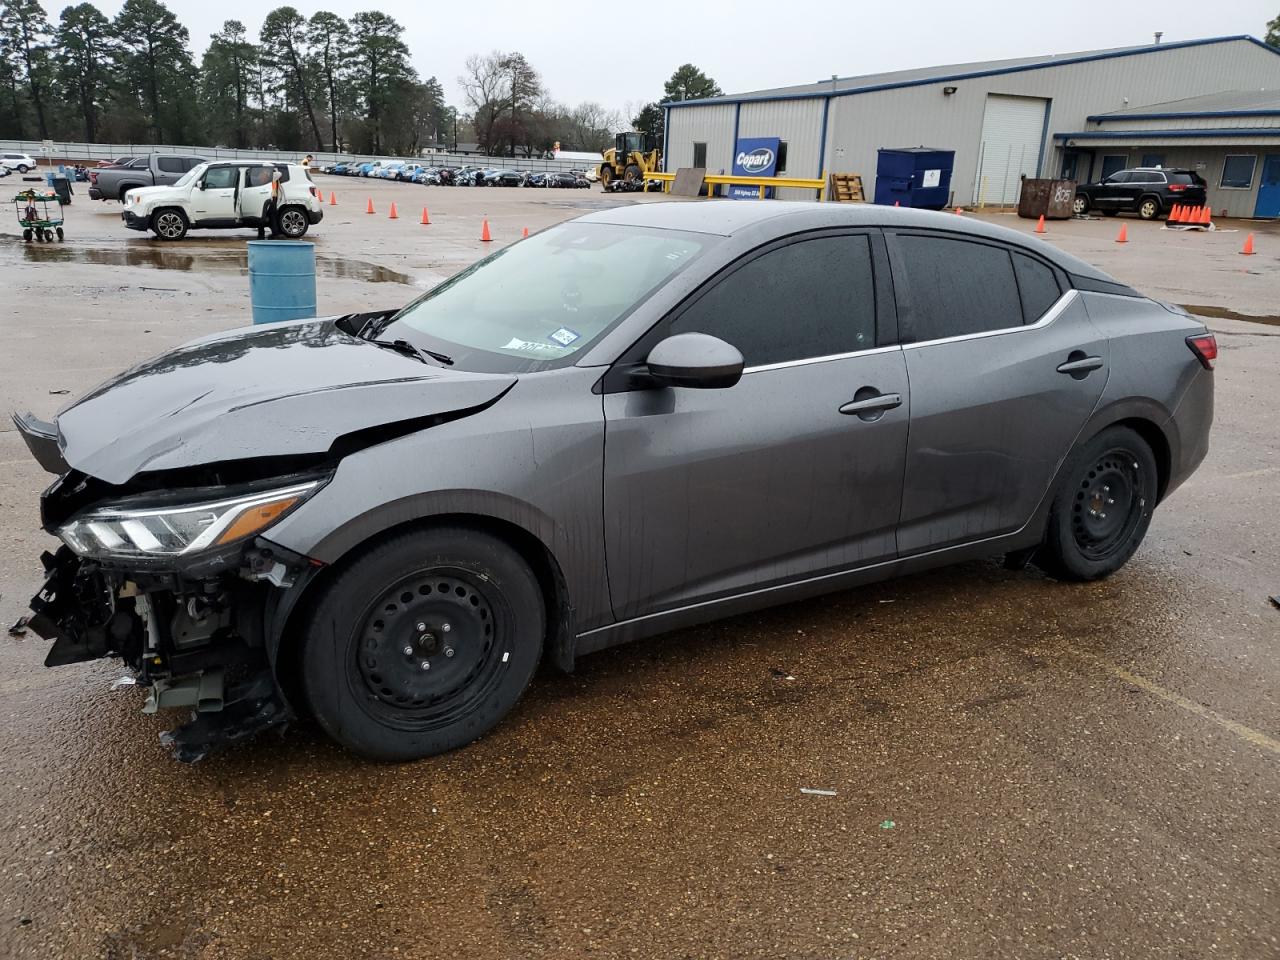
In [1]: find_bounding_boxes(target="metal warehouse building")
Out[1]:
[662,35,1280,218]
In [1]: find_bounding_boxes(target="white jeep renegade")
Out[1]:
[122,160,324,241]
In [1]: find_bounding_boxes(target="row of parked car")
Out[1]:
[319,159,592,188]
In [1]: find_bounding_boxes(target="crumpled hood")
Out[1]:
[55,318,516,484]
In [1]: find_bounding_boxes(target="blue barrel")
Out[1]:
[247,240,317,324]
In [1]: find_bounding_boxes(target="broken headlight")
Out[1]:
[58,480,320,561]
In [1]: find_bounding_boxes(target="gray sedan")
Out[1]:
[16,202,1215,761]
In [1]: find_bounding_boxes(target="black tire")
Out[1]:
[1138,197,1160,221]
[151,208,188,240]
[22,228,31,241]
[1036,425,1158,582]
[55,226,63,241]
[276,206,310,238]
[624,163,642,183]
[16,163,29,173]
[1072,194,1089,216]
[301,526,545,761]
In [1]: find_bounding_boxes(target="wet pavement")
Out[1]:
[0,180,1278,959]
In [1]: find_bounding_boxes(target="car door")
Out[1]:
[190,165,239,224]
[238,165,274,223]
[886,231,1108,555]
[602,230,910,622]
[1095,170,1130,209]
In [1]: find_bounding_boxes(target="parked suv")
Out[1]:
[1,152,37,173]
[89,154,206,202]
[121,161,324,240]
[1073,168,1207,220]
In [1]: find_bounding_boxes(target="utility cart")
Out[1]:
[15,189,64,242]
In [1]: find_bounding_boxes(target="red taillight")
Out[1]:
[310,185,319,198]
[1168,183,1187,192]
[89,171,97,184]
[1186,333,1217,370]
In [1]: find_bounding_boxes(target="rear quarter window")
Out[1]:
[1012,253,1062,323]
[156,157,185,173]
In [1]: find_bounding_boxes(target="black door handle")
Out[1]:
[839,391,903,418]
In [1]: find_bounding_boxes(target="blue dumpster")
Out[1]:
[247,240,316,324]
[874,147,955,210]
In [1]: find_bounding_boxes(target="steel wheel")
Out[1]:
[1072,195,1089,216]
[278,207,308,238]
[1070,449,1144,562]
[1037,425,1158,582]
[301,527,545,761]
[153,210,187,240]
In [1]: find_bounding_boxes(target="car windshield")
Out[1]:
[173,164,207,188]
[376,222,712,373]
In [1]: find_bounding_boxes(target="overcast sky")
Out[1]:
[90,0,1278,116]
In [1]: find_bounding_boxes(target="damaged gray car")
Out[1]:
[16,202,1214,762]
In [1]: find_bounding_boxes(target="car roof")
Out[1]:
[580,200,1116,281]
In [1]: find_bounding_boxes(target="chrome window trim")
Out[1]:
[743,343,899,374]
[901,288,1079,351]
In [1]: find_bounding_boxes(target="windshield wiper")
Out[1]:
[370,338,454,366]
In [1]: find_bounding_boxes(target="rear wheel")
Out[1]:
[276,206,309,238]
[1138,197,1160,221]
[1072,194,1089,216]
[22,228,31,241]
[55,226,63,241]
[1036,425,1158,581]
[301,527,545,761]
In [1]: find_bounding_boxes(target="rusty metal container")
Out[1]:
[1017,178,1077,219]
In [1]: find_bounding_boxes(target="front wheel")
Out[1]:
[1036,425,1158,582]
[151,208,188,240]
[301,527,545,761]
[1072,194,1089,216]
[276,206,310,238]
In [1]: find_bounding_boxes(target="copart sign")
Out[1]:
[729,137,781,199]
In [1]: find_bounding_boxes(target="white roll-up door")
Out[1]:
[975,94,1048,205]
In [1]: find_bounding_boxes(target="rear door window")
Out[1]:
[670,234,877,366]
[1012,252,1062,323]
[892,234,1023,342]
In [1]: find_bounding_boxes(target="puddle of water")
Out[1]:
[1182,304,1280,328]
[20,243,413,284]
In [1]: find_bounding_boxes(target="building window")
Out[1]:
[1100,155,1128,180]
[692,142,707,168]
[1221,155,1257,189]
[776,141,788,173]
[1141,153,1165,168]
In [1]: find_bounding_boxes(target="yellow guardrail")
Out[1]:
[645,170,827,201]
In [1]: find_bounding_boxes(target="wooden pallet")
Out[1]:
[827,173,865,203]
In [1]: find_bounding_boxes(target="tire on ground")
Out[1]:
[300,526,545,761]
[1036,424,1159,582]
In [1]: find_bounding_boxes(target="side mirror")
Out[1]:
[645,333,744,390]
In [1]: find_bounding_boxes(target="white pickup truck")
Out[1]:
[121,160,325,240]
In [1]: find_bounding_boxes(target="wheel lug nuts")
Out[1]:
[403,645,414,656]
[444,647,454,658]
[416,622,426,631]
[420,661,430,671]
[1099,512,1107,519]
[1107,498,1115,505]
[441,623,451,633]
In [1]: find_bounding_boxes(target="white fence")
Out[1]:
[0,140,596,174]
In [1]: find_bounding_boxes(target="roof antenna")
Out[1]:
[1153,31,1163,44]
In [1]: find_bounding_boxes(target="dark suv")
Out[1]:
[1073,168,1207,220]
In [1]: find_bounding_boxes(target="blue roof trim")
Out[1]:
[1089,109,1280,122]
[1055,127,1280,140]
[664,35,1280,109]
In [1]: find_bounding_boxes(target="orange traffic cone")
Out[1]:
[1115,224,1128,243]
[480,218,492,242]
[893,200,900,207]
[329,191,337,206]
[1035,214,1046,234]
[365,197,375,214]
[522,226,529,238]
[420,206,430,225]
[954,207,964,215]
[1169,203,1181,223]
[1241,233,1256,255]
[1200,205,1212,225]
[388,202,398,219]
